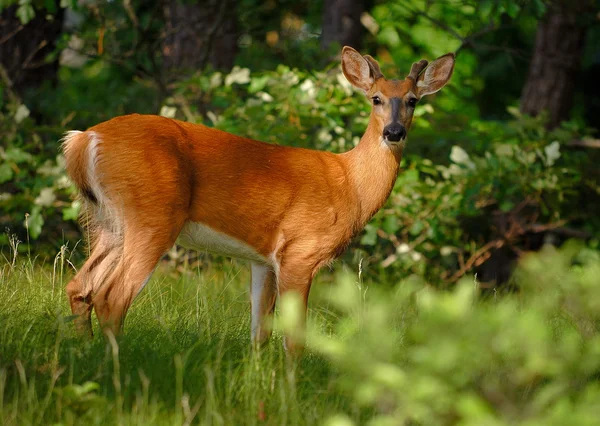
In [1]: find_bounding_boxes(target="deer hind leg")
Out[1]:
[250,262,277,346]
[92,224,181,336]
[66,229,119,336]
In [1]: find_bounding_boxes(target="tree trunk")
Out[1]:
[321,0,364,51]
[0,4,64,97]
[162,0,238,74]
[520,0,591,128]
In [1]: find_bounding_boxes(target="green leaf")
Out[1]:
[25,206,44,239]
[44,0,57,14]
[16,3,35,25]
[62,201,80,221]
[500,200,514,212]
[399,169,419,183]
[504,1,520,18]
[382,215,399,235]
[0,163,13,183]
[409,221,424,236]
[5,147,33,164]
[506,106,521,118]
[378,26,400,47]
[478,0,495,21]
[360,224,378,246]
[248,75,270,93]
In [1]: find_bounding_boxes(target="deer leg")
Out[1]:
[92,227,179,336]
[250,262,277,346]
[276,262,315,356]
[66,229,116,336]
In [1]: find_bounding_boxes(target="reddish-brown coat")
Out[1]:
[62,46,455,352]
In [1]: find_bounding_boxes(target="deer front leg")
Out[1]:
[276,262,315,356]
[250,262,277,346]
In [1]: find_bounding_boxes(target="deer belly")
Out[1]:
[176,221,267,262]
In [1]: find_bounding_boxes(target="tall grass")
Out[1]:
[1,239,600,425]
[0,241,355,426]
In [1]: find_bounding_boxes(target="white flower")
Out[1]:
[257,91,273,102]
[440,246,454,256]
[15,104,30,124]
[544,141,561,166]
[225,66,251,86]
[336,73,353,95]
[397,243,410,254]
[410,252,422,262]
[34,188,56,207]
[299,79,316,99]
[450,145,475,169]
[209,72,222,88]
[159,106,176,118]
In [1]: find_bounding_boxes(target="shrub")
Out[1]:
[308,243,600,425]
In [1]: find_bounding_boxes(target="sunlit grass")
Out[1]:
[2,240,599,425]
[0,243,356,426]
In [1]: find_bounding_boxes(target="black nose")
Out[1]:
[383,124,407,142]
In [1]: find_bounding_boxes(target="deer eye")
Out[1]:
[407,98,418,108]
[372,96,382,106]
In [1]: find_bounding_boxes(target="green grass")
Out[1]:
[2,242,600,425]
[0,247,356,426]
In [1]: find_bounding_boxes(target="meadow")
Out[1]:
[1,238,599,426]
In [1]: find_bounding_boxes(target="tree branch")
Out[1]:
[568,139,600,149]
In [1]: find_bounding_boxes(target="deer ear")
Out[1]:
[341,46,374,92]
[416,53,455,97]
[363,55,383,80]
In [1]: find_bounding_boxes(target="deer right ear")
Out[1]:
[341,46,374,92]
[416,53,455,97]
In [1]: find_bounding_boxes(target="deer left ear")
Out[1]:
[416,53,455,97]
[341,46,374,92]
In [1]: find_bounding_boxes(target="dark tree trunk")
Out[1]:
[520,0,592,128]
[162,0,238,74]
[321,0,364,51]
[0,4,64,97]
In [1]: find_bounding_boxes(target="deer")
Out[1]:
[62,46,455,353]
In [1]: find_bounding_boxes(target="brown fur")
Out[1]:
[63,46,454,352]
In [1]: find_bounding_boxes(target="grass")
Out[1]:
[2,240,600,425]
[0,243,358,426]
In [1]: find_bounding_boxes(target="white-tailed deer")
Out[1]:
[63,46,454,351]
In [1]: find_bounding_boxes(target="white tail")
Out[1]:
[63,46,455,352]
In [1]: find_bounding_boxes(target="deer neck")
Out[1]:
[342,119,403,227]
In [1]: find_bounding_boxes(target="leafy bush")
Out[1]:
[308,243,600,425]
[0,100,78,249]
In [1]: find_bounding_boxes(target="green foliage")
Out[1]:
[172,64,368,152]
[308,243,600,425]
[0,99,75,247]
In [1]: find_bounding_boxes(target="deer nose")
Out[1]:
[383,124,406,142]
